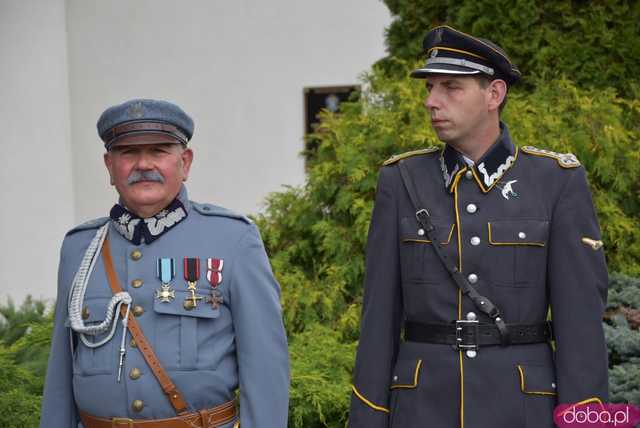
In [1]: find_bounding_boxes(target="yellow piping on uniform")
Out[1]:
[390,360,423,389]
[459,352,464,428]
[487,222,545,247]
[402,224,456,245]
[471,147,519,193]
[351,385,390,413]
[556,397,606,419]
[517,365,557,396]
[452,168,466,428]
[427,46,486,60]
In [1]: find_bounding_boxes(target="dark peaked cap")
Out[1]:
[411,25,521,85]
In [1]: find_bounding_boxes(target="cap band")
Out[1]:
[105,121,188,148]
[426,57,494,76]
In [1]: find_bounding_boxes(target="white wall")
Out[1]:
[66,0,391,219]
[0,0,74,304]
[1,0,391,303]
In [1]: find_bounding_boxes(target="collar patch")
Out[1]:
[440,123,517,193]
[110,198,187,245]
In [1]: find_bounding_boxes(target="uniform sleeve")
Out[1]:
[229,224,290,428]
[349,166,403,428]
[40,243,79,428]
[547,166,609,404]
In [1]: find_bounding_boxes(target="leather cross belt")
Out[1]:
[79,398,237,428]
[405,321,552,350]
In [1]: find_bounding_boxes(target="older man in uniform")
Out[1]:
[40,99,289,428]
[349,26,609,428]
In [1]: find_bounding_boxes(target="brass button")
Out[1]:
[132,305,144,317]
[131,399,144,413]
[131,279,143,288]
[130,250,142,261]
[130,338,137,348]
[129,367,142,380]
[81,307,90,320]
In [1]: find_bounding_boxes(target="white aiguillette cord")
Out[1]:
[67,223,132,351]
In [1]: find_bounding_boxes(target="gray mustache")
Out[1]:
[127,170,165,185]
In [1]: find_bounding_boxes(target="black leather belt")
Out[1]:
[405,321,553,351]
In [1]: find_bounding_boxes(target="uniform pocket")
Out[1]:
[488,220,549,287]
[517,364,557,428]
[153,287,220,370]
[389,359,423,428]
[400,216,455,283]
[73,298,115,376]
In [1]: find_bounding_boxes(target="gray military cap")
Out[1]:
[97,98,194,150]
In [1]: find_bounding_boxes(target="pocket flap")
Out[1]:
[488,220,549,246]
[390,359,422,389]
[400,217,455,244]
[153,289,220,319]
[80,298,112,324]
[517,364,557,395]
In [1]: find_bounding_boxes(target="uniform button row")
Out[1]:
[130,250,142,261]
[132,399,144,413]
[129,367,141,380]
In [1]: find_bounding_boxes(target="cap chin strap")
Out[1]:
[427,57,495,75]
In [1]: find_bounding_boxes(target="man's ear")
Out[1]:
[487,79,507,112]
[181,148,194,182]
[104,152,115,185]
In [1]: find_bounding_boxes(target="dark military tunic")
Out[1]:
[349,124,608,428]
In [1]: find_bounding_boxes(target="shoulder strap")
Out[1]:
[102,237,190,415]
[397,160,511,345]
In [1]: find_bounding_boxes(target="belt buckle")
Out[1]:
[112,417,134,428]
[454,319,479,352]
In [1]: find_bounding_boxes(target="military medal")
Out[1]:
[155,258,176,303]
[183,257,204,310]
[206,258,223,287]
[206,258,224,309]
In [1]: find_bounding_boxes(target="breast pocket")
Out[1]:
[487,220,549,287]
[400,216,455,284]
[153,287,220,370]
[72,298,115,376]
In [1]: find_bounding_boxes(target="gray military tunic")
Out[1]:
[40,186,289,427]
[349,124,608,428]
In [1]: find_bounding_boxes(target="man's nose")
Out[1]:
[134,151,154,169]
[424,89,440,110]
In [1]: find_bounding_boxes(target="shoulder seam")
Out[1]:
[382,146,440,166]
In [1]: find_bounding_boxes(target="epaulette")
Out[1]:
[65,217,109,237]
[382,146,440,166]
[520,146,581,168]
[192,202,252,224]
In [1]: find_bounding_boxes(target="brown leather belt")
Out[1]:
[79,398,237,428]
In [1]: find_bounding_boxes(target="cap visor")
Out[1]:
[107,132,183,150]
[410,63,482,78]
